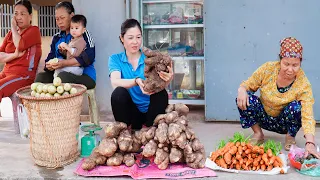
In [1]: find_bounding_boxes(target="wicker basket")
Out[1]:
[16,84,87,168]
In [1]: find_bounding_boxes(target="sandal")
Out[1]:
[285,138,296,151]
[249,138,264,145]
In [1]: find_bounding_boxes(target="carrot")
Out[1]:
[243,157,248,163]
[229,146,238,155]
[236,142,240,147]
[211,142,235,161]
[239,158,244,165]
[241,142,246,146]
[236,153,242,160]
[273,160,279,167]
[219,158,227,169]
[261,164,266,171]
[252,166,257,171]
[246,143,253,149]
[267,165,273,171]
[245,148,252,154]
[248,154,252,159]
[238,146,243,155]
[260,159,264,165]
[252,153,257,158]
[235,163,241,170]
[276,156,283,167]
[256,155,262,161]
[269,156,276,165]
[246,158,253,167]
[242,145,247,151]
[262,153,269,165]
[280,169,284,174]
[252,146,260,153]
[241,164,248,170]
[253,160,259,167]
[256,165,260,171]
[224,152,232,164]
[267,149,273,158]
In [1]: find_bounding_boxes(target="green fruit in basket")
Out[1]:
[42,84,48,93]
[40,92,46,97]
[31,90,36,97]
[62,91,69,96]
[57,85,64,94]
[53,77,62,87]
[45,93,53,97]
[35,93,40,97]
[63,83,72,91]
[47,85,56,94]
[54,93,61,97]
[70,87,77,94]
[31,83,39,91]
[36,84,43,93]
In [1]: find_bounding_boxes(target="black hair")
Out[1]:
[119,18,142,44]
[71,15,87,27]
[15,0,32,14]
[55,1,74,14]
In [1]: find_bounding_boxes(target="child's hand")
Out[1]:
[59,42,68,50]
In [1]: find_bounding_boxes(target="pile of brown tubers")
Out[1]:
[81,103,206,171]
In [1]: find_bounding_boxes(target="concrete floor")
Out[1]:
[0,107,319,180]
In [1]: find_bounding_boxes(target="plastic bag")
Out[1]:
[288,145,320,177]
[17,104,30,139]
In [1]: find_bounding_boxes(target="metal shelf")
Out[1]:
[169,99,205,105]
[172,56,204,61]
[144,24,203,29]
[143,0,203,4]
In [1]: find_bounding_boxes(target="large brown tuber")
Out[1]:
[142,47,172,93]
[107,152,124,166]
[117,129,133,152]
[155,123,169,144]
[105,122,127,138]
[98,138,118,157]
[169,147,183,163]
[142,140,158,157]
[154,148,170,170]
[174,103,189,116]
[123,153,135,167]
[168,123,183,142]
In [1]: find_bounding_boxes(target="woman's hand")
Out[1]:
[237,86,249,110]
[11,17,18,30]
[14,48,25,58]
[304,142,320,159]
[136,78,154,95]
[50,60,64,70]
[158,61,174,82]
[58,42,68,50]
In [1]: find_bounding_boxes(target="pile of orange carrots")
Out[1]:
[210,132,283,172]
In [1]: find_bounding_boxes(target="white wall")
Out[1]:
[72,0,126,117]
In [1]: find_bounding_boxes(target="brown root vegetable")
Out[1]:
[142,140,158,157]
[107,153,124,166]
[184,144,206,169]
[185,127,195,140]
[191,138,204,152]
[81,158,96,171]
[168,123,183,142]
[154,114,167,125]
[142,48,172,93]
[165,104,175,113]
[123,153,135,167]
[165,111,179,124]
[154,148,170,170]
[154,123,168,144]
[174,103,189,116]
[117,130,133,152]
[98,138,118,157]
[95,155,107,165]
[174,116,188,127]
[128,140,142,153]
[175,132,187,149]
[105,122,127,138]
[170,147,183,163]
[184,144,196,163]
[145,127,156,140]
[187,152,206,169]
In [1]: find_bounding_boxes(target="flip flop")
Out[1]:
[249,138,264,145]
[285,138,296,151]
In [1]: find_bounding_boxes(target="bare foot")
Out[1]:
[285,134,296,151]
[250,132,265,144]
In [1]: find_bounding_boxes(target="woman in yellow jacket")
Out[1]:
[236,37,319,158]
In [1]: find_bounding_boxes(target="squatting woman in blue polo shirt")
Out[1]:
[108,19,173,130]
